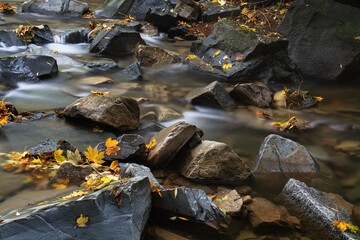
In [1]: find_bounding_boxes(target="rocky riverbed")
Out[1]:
[0,0,360,239]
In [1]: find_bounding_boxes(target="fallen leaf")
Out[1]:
[223,55,229,60]
[54,149,66,165]
[51,178,70,190]
[0,3,15,14]
[0,115,8,125]
[234,55,245,61]
[84,146,105,164]
[222,63,233,70]
[239,24,256,32]
[146,139,157,151]
[90,90,109,96]
[76,214,89,228]
[67,149,82,164]
[256,111,272,120]
[314,96,323,102]
[279,8,287,15]
[178,216,189,221]
[213,50,221,57]
[60,190,89,200]
[186,54,197,60]
[174,187,178,198]
[110,160,120,173]
[105,138,120,156]
[333,220,359,234]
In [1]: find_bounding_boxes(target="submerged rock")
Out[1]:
[21,0,89,17]
[89,24,145,57]
[0,55,58,86]
[278,0,360,81]
[85,59,118,72]
[190,20,299,83]
[229,83,273,108]
[185,81,235,109]
[63,95,140,130]
[0,177,151,240]
[278,178,359,240]
[147,121,197,168]
[95,0,168,20]
[179,140,251,185]
[135,44,181,67]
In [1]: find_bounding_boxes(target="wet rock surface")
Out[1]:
[174,0,201,21]
[179,140,251,185]
[0,55,58,86]
[120,62,143,80]
[63,95,140,130]
[135,44,181,67]
[145,7,178,32]
[214,188,243,216]
[89,24,145,57]
[278,0,360,81]
[21,0,89,17]
[201,1,241,22]
[279,178,360,240]
[147,121,197,168]
[229,83,273,107]
[186,81,235,109]
[0,30,25,47]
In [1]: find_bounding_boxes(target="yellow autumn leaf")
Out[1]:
[51,178,70,190]
[149,179,162,198]
[110,160,120,173]
[272,116,298,132]
[76,214,89,228]
[178,216,189,221]
[54,149,66,165]
[333,220,359,234]
[222,63,233,70]
[105,138,120,156]
[90,90,109,96]
[0,115,8,125]
[239,24,256,32]
[241,8,250,16]
[186,54,197,60]
[146,139,157,151]
[314,96,323,102]
[31,158,43,165]
[60,190,89,200]
[213,50,221,57]
[223,55,229,60]
[355,36,360,42]
[279,9,287,15]
[174,187,178,198]
[84,146,105,164]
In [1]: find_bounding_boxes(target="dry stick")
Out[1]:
[257,10,272,30]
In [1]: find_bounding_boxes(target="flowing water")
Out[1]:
[1,1,360,239]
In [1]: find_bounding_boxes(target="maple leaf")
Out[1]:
[146,139,157,151]
[54,149,66,165]
[110,160,120,173]
[222,63,233,70]
[105,138,120,156]
[76,214,89,228]
[0,115,8,125]
[59,190,89,200]
[90,90,109,96]
[84,146,105,164]
[51,178,70,190]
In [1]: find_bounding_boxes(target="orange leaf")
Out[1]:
[105,138,120,156]
[76,214,89,228]
[84,146,105,164]
[110,160,120,173]
[146,139,157,151]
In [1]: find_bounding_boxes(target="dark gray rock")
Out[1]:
[28,138,58,155]
[25,44,83,66]
[246,197,301,233]
[174,0,201,21]
[144,7,178,32]
[96,134,147,162]
[185,81,235,109]
[89,24,145,57]
[64,28,88,43]
[120,62,143,80]
[168,26,188,39]
[29,24,54,45]
[278,0,360,81]
[152,187,225,222]
[179,140,251,185]
[95,0,168,20]
[229,83,273,107]
[21,0,89,17]
[147,121,197,168]
[120,163,164,190]
[278,178,360,240]
[135,44,181,67]
[0,55,58,86]
[0,30,25,47]
[85,58,118,72]
[0,177,151,240]
[201,1,240,22]
[63,95,140,130]
[252,134,318,178]
[190,20,299,82]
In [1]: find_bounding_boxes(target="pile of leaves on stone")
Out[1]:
[0,3,15,14]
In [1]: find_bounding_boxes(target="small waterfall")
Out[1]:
[53,34,66,44]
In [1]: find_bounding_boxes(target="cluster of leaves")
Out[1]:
[333,220,359,235]
[0,100,10,126]
[273,87,323,110]
[14,24,45,43]
[0,2,15,14]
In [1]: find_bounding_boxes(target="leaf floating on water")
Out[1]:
[314,96,323,102]
[105,138,120,156]
[178,216,189,221]
[0,115,8,126]
[54,149,66,165]
[90,90,109,96]
[146,139,157,151]
[76,214,89,228]
[84,146,105,164]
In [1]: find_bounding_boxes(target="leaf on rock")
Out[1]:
[186,54,197,60]
[213,50,221,57]
[67,149,82,164]
[84,146,105,164]
[76,214,89,228]
[54,149,66,165]
[333,220,359,234]
[109,160,120,173]
[239,24,256,32]
[51,178,70,190]
[105,138,120,156]
[60,190,89,200]
[0,115,8,125]
[174,187,178,198]
[234,54,245,61]
[222,63,233,70]
[0,3,16,14]
[146,139,157,151]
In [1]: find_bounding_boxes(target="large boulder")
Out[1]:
[89,24,145,57]
[279,178,359,240]
[95,0,168,20]
[0,55,58,86]
[135,44,181,67]
[190,20,299,83]
[278,0,360,81]
[21,0,89,17]
[147,122,198,168]
[185,81,235,109]
[179,140,252,185]
[144,7,178,32]
[0,177,151,240]
[63,95,140,130]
